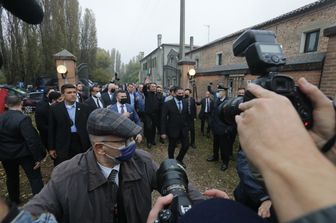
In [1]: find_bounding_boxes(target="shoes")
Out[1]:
[147,143,152,149]
[191,144,196,149]
[152,141,156,146]
[159,138,165,144]
[220,164,228,171]
[206,156,219,162]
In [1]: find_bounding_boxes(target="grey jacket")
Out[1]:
[24,149,203,223]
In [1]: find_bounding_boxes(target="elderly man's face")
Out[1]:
[95,135,130,159]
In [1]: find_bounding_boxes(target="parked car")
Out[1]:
[22,91,44,113]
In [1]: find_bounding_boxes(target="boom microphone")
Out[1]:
[2,0,44,24]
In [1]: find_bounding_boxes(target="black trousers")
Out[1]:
[54,133,84,166]
[213,134,231,165]
[2,156,44,204]
[144,113,160,144]
[201,113,211,134]
[188,119,195,146]
[168,130,189,162]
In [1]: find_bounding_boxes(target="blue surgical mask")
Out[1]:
[216,92,220,98]
[116,141,137,161]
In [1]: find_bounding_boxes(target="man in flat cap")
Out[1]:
[24,108,203,223]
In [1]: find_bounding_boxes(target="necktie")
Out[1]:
[207,99,210,112]
[107,169,119,220]
[120,104,125,113]
[96,98,101,108]
[178,101,182,113]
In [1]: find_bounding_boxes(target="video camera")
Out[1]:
[219,29,313,129]
[155,159,192,223]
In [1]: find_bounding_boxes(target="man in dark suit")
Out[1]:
[85,85,105,109]
[48,84,92,166]
[101,83,117,106]
[198,91,214,137]
[76,82,86,103]
[0,96,45,204]
[185,88,197,149]
[143,81,162,148]
[35,91,61,149]
[161,87,190,167]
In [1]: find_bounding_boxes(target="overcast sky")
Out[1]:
[78,0,317,63]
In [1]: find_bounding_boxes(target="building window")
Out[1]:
[195,58,199,68]
[216,53,222,65]
[143,63,147,71]
[151,57,157,68]
[304,30,320,53]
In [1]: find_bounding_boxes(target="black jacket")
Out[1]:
[48,102,92,159]
[210,97,234,135]
[0,110,45,161]
[161,99,190,138]
[34,99,50,148]
[85,96,105,109]
[185,96,197,120]
[198,97,214,119]
[101,92,116,106]
[143,84,161,115]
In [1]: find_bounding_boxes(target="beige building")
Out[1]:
[187,0,336,99]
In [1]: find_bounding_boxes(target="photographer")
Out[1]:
[236,78,336,222]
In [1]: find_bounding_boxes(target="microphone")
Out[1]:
[2,0,44,24]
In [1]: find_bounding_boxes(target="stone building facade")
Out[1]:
[187,0,336,99]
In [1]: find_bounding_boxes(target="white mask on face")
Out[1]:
[95,92,101,98]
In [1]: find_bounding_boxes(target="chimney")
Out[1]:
[157,34,162,47]
[190,36,194,51]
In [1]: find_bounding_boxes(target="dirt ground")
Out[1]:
[0,120,240,204]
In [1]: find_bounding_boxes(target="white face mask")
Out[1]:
[216,92,220,98]
[95,92,101,98]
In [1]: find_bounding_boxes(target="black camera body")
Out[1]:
[155,159,192,223]
[220,30,313,129]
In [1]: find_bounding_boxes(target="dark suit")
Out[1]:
[185,96,197,146]
[101,92,116,106]
[198,97,214,135]
[34,99,50,148]
[85,96,105,110]
[109,103,141,126]
[161,98,189,162]
[76,92,85,103]
[48,102,92,166]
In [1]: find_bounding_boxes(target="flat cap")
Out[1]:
[217,83,228,91]
[87,108,142,138]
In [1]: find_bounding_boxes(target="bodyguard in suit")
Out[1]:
[184,88,197,149]
[76,83,86,103]
[198,91,214,137]
[48,84,92,166]
[161,87,190,167]
[101,83,117,106]
[85,85,105,109]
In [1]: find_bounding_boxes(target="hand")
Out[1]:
[161,134,167,139]
[297,78,335,149]
[258,200,272,218]
[235,83,317,170]
[122,112,131,118]
[135,134,142,143]
[203,188,230,199]
[49,150,57,159]
[33,161,41,170]
[146,194,173,223]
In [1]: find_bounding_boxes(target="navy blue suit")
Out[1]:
[109,103,141,126]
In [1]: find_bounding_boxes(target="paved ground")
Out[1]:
[0,120,240,204]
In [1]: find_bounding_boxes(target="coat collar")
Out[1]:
[85,149,143,192]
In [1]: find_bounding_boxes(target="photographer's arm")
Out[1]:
[236,83,336,222]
